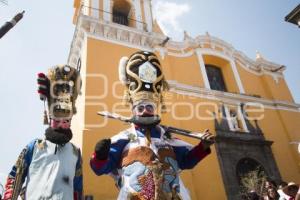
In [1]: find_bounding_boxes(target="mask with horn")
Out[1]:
[118,51,169,112]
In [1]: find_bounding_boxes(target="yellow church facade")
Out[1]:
[68,0,300,199]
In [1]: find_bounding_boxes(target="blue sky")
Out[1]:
[153,0,300,103]
[0,0,299,186]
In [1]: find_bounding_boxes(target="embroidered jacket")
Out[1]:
[90,125,211,200]
[3,139,83,200]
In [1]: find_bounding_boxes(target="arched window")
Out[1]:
[112,0,131,26]
[236,158,265,178]
[205,64,227,92]
[236,158,267,197]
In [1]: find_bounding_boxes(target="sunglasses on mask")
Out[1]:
[133,103,156,113]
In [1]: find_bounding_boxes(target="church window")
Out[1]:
[205,65,227,92]
[112,0,131,26]
[236,158,265,178]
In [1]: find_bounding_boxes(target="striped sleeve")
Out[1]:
[3,140,36,200]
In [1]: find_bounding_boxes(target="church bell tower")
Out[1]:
[67,1,298,200]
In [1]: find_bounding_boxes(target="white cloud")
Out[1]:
[153,0,190,40]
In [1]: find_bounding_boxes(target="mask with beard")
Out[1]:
[130,114,161,128]
[45,127,73,145]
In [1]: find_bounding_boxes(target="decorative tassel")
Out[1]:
[122,90,131,107]
[146,129,151,147]
[43,100,49,125]
[43,110,49,125]
[162,78,170,91]
[160,95,167,113]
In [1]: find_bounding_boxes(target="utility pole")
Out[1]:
[285,4,300,28]
[0,10,25,39]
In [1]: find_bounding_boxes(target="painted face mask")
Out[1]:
[133,102,156,116]
[46,65,81,122]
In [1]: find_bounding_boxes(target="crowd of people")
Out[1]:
[244,179,300,200]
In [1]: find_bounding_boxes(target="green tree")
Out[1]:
[239,167,267,199]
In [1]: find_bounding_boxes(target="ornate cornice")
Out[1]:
[216,130,273,146]
[165,34,285,76]
[167,80,300,112]
[68,11,286,79]
[68,12,166,68]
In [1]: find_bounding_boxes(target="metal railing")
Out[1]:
[68,4,148,66]
[113,12,129,26]
[81,5,147,30]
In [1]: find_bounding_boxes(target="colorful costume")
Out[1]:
[90,51,212,200]
[91,124,210,200]
[3,65,83,200]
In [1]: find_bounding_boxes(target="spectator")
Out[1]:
[248,190,261,200]
[264,187,279,200]
[265,179,277,189]
[282,182,299,200]
[295,187,300,200]
[278,181,288,200]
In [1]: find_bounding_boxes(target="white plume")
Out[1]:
[119,56,129,85]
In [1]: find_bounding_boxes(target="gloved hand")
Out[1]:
[95,139,111,160]
[37,73,50,101]
[200,129,215,150]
